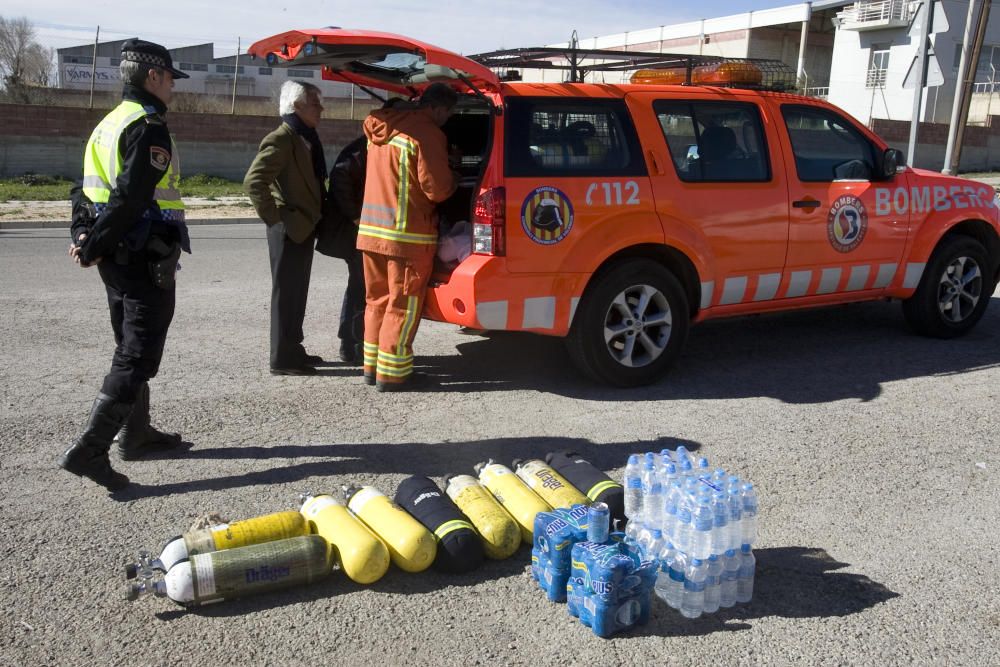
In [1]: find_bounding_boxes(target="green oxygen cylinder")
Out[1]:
[127,535,331,607]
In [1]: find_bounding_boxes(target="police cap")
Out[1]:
[120,39,189,79]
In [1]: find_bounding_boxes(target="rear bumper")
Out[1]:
[423,255,588,337]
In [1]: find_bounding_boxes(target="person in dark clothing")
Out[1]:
[325,135,368,363]
[60,39,191,492]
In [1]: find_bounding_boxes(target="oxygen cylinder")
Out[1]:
[125,510,309,578]
[344,485,437,573]
[445,474,521,560]
[475,460,551,542]
[126,535,331,607]
[299,493,391,584]
[394,476,484,574]
[512,458,590,509]
[545,450,626,526]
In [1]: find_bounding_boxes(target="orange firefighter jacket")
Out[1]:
[356,107,458,259]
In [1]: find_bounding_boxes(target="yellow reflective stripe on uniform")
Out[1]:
[586,480,622,502]
[357,224,437,245]
[396,295,419,356]
[434,519,475,540]
[376,348,413,363]
[106,108,148,182]
[395,145,410,231]
[376,362,414,377]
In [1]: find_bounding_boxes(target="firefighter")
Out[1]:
[60,39,191,491]
[357,83,459,391]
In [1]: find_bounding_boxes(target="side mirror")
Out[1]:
[881,148,905,179]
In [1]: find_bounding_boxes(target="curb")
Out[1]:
[0,218,260,230]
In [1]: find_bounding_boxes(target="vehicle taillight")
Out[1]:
[472,187,505,256]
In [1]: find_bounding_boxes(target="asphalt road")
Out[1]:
[1,224,998,666]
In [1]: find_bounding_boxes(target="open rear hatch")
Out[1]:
[247,28,500,97]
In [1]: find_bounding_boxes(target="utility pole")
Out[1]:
[907,1,935,166]
[89,26,99,110]
[231,37,240,115]
[943,0,992,174]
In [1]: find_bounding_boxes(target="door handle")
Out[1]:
[792,198,821,210]
[647,149,664,175]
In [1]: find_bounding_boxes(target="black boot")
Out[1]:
[58,393,132,491]
[116,382,182,461]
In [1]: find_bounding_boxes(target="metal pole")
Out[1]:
[944,0,991,174]
[907,0,934,166]
[942,0,980,173]
[231,37,240,115]
[89,26,99,109]
[796,5,812,88]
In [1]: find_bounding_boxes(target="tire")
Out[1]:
[566,259,690,387]
[902,236,994,339]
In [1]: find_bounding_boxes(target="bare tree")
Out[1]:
[0,15,55,96]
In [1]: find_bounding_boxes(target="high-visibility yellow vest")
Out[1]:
[82,100,184,220]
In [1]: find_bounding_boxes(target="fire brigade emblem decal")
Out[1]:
[827,194,868,253]
[521,186,574,245]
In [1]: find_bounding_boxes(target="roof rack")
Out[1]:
[468,35,796,91]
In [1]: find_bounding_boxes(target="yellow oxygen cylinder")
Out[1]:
[512,458,590,509]
[445,474,521,560]
[299,494,390,585]
[475,460,551,542]
[125,510,309,578]
[345,485,437,573]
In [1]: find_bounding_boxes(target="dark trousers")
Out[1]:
[339,251,366,345]
[98,259,176,404]
[267,222,315,368]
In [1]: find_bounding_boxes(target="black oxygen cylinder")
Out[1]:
[394,476,484,574]
[545,450,626,526]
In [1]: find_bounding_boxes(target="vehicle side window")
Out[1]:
[505,98,646,177]
[781,105,877,182]
[653,100,770,183]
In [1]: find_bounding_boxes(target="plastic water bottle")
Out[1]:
[690,495,714,560]
[658,448,673,466]
[623,455,642,520]
[712,468,727,486]
[658,461,678,491]
[740,483,759,546]
[674,445,692,468]
[645,528,665,564]
[703,553,723,614]
[673,491,693,554]
[654,539,677,602]
[641,460,657,494]
[727,487,743,551]
[695,457,711,479]
[662,479,680,540]
[736,544,755,603]
[677,457,694,479]
[664,549,686,610]
[680,557,707,619]
[645,482,664,531]
[710,491,729,556]
[720,548,739,608]
[636,523,656,558]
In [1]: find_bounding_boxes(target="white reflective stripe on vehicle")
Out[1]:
[753,273,781,301]
[846,265,870,291]
[817,268,841,294]
[785,271,812,298]
[700,282,714,309]
[523,296,556,329]
[874,263,897,289]
[903,263,926,289]
[720,276,748,305]
[477,300,509,329]
[569,297,580,326]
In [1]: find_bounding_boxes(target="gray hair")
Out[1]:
[120,60,153,87]
[279,80,321,115]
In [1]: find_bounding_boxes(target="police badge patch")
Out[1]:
[150,146,170,170]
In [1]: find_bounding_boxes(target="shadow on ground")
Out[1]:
[116,436,703,500]
[632,546,899,637]
[419,297,1000,403]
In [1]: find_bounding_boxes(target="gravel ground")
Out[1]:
[1,225,998,666]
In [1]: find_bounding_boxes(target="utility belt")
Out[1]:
[113,230,181,289]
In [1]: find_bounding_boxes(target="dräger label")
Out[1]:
[875,185,996,216]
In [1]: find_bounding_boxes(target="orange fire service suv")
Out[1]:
[249,29,1000,387]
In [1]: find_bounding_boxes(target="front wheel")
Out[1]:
[902,236,994,338]
[566,260,690,387]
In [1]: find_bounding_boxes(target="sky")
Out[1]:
[15,0,791,58]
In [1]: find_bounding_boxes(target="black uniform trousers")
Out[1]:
[97,256,176,404]
[267,222,315,368]
[338,250,366,345]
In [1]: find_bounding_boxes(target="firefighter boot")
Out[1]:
[117,382,182,461]
[58,393,132,491]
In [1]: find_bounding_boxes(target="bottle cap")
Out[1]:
[627,454,639,465]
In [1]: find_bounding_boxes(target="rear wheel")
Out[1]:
[902,236,993,338]
[566,260,689,386]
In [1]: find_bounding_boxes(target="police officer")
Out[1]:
[60,39,191,492]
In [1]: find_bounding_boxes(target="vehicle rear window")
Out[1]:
[504,98,646,177]
[654,100,770,183]
[781,105,877,182]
